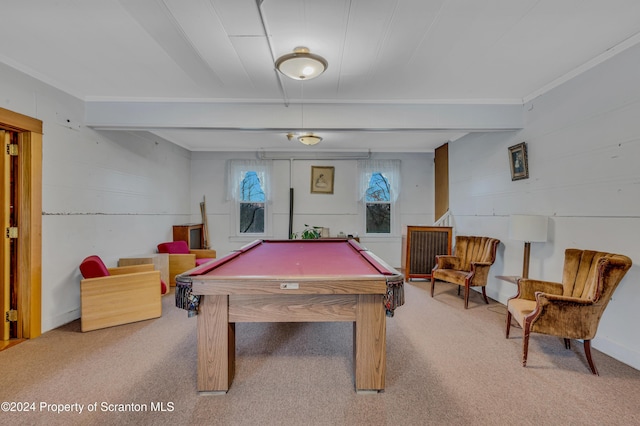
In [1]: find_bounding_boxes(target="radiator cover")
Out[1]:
[405,226,452,280]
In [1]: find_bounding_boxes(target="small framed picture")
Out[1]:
[508,142,529,181]
[310,166,334,194]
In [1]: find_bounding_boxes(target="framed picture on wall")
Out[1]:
[310,166,334,194]
[508,142,529,181]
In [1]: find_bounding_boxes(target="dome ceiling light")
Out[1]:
[275,47,328,80]
[287,132,323,146]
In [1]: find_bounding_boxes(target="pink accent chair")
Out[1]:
[79,255,165,332]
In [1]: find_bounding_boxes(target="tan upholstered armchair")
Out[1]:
[506,248,632,375]
[431,235,500,308]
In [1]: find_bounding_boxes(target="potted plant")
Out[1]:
[292,224,322,239]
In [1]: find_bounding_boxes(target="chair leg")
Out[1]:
[505,310,512,338]
[481,286,489,304]
[430,277,435,297]
[522,322,531,367]
[584,340,599,375]
[464,285,469,309]
[564,338,571,349]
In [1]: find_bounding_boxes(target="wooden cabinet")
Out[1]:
[173,224,204,249]
[404,226,452,281]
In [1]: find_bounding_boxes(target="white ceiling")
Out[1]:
[2,0,639,152]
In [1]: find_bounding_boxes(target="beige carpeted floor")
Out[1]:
[1,280,639,426]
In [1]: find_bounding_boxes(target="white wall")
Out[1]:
[1,58,435,333]
[5,39,638,370]
[190,151,435,267]
[448,44,640,369]
[1,63,193,332]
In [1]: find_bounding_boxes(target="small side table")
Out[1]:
[119,254,170,288]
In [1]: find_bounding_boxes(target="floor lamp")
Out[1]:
[509,215,548,278]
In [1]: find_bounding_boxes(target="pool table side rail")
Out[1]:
[191,276,388,296]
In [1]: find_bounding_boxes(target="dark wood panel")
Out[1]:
[434,143,449,221]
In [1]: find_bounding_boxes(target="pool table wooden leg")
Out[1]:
[197,294,235,393]
[353,294,386,392]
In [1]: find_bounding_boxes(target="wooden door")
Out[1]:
[434,143,449,221]
[0,108,43,343]
[0,130,10,340]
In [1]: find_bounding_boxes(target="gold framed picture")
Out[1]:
[310,166,334,194]
[508,142,529,181]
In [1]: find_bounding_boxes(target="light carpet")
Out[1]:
[1,280,639,425]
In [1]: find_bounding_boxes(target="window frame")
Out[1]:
[364,172,393,234]
[357,160,401,237]
[238,170,266,235]
[227,160,272,238]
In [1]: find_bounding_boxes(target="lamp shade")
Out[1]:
[275,47,327,80]
[509,215,548,242]
[297,134,322,146]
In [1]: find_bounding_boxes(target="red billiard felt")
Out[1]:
[186,240,392,277]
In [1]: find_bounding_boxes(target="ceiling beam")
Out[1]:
[85,100,523,132]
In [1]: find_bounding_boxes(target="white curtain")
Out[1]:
[357,159,401,202]
[226,159,273,202]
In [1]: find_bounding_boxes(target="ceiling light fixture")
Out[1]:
[298,133,322,145]
[275,47,328,80]
[287,132,323,146]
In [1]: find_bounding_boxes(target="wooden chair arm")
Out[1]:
[168,253,196,261]
[108,264,154,275]
[167,254,197,286]
[190,249,217,259]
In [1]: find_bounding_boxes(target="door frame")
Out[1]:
[0,107,42,340]
[434,143,449,222]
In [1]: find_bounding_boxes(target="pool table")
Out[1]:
[175,239,404,394]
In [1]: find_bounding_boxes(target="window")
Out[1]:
[358,160,401,235]
[227,160,272,236]
[239,171,265,233]
[365,172,391,233]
